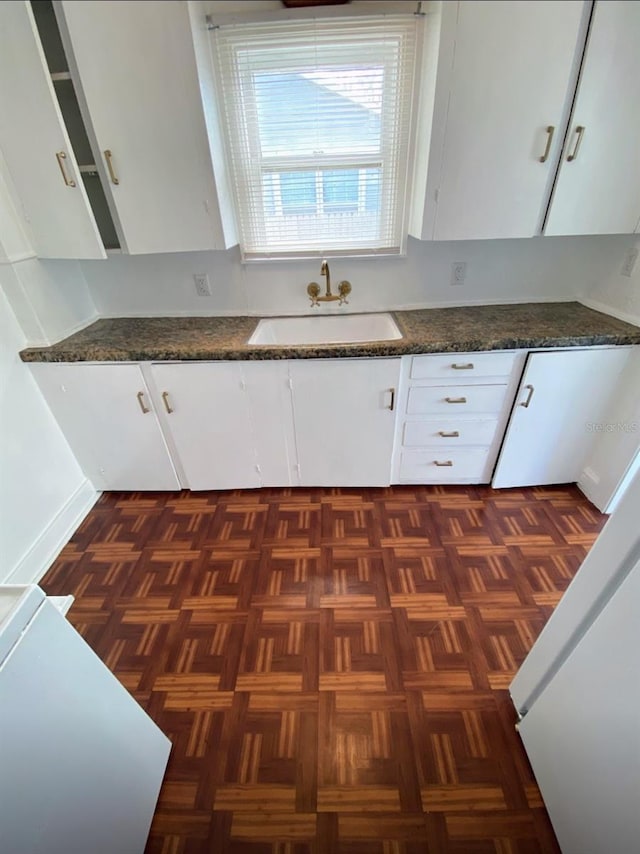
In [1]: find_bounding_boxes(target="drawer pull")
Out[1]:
[519,384,535,408]
[55,151,76,187]
[438,430,459,438]
[567,125,585,162]
[104,149,120,185]
[445,396,467,404]
[451,363,474,370]
[162,391,174,414]
[434,460,453,467]
[539,125,555,163]
[136,391,150,414]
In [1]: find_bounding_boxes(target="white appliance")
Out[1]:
[511,471,640,853]
[0,586,171,854]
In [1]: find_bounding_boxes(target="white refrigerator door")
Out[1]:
[510,469,640,713]
[0,600,170,854]
[518,560,640,854]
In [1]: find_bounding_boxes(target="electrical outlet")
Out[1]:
[450,261,467,286]
[194,273,211,296]
[620,247,639,278]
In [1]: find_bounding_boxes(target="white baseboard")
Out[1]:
[5,479,100,585]
[579,297,640,328]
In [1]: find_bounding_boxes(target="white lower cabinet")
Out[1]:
[29,363,179,490]
[393,351,522,484]
[149,358,400,490]
[29,348,635,493]
[148,363,260,491]
[493,347,633,488]
[289,358,400,487]
[241,361,296,487]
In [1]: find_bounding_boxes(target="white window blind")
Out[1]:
[212,15,420,259]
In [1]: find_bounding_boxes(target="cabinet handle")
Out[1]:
[136,391,150,414]
[104,149,120,185]
[567,126,585,162]
[387,388,395,411]
[451,362,474,370]
[445,396,467,404]
[539,125,555,163]
[434,460,453,467]
[55,151,76,187]
[438,430,459,438]
[519,384,535,408]
[162,391,174,414]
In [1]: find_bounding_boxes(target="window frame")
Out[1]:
[212,16,421,260]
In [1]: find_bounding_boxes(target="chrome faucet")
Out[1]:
[307,260,352,307]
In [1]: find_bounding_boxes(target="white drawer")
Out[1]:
[399,447,491,482]
[402,418,499,447]
[406,384,508,415]
[411,352,516,380]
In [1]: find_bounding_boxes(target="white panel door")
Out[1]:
[30,363,179,490]
[150,363,260,491]
[0,2,104,259]
[290,358,400,486]
[58,0,228,254]
[432,0,585,240]
[546,1,640,236]
[493,348,631,488]
[518,560,640,854]
[0,599,171,854]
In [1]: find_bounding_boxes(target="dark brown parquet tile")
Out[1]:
[40,484,606,853]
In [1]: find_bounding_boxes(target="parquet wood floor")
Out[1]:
[41,484,606,853]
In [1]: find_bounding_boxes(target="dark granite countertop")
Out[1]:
[19,302,640,363]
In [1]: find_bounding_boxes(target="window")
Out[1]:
[212,16,420,259]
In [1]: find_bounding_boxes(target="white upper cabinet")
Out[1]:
[545,1,640,236]
[57,0,236,254]
[411,1,586,241]
[0,2,105,259]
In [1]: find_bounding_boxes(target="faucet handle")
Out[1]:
[338,280,351,306]
[307,282,321,307]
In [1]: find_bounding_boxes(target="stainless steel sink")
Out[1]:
[247,313,402,346]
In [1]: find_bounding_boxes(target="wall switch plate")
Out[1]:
[450,261,467,286]
[194,273,211,296]
[620,247,638,278]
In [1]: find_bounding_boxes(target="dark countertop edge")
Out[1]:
[19,332,640,363]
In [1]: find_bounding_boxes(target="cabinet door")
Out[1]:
[545,2,640,236]
[429,1,585,240]
[29,363,179,490]
[150,363,260,491]
[290,358,400,486]
[58,1,229,254]
[493,348,631,488]
[0,2,104,259]
[242,361,296,487]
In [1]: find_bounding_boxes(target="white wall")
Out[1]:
[579,347,640,512]
[81,233,635,318]
[1,257,98,345]
[582,235,640,326]
[0,283,96,583]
